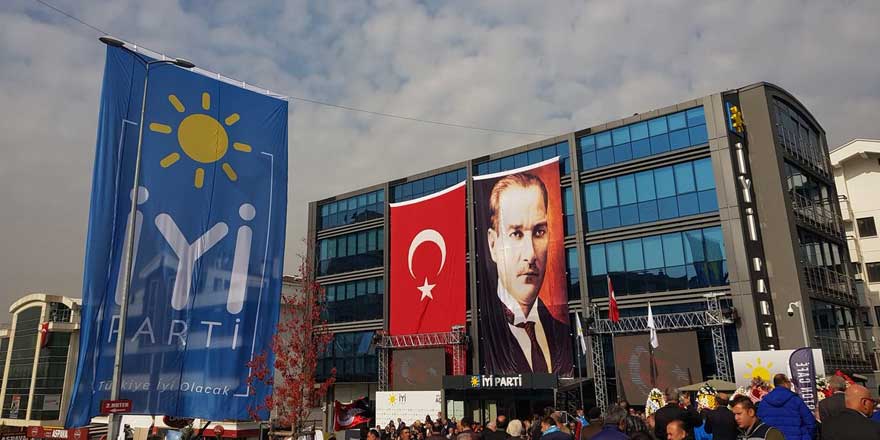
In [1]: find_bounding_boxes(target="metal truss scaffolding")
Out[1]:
[375,325,468,391]
[587,293,732,412]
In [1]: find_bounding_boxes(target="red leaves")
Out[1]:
[245,250,336,432]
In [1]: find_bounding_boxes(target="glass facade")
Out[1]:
[317,228,384,276]
[566,247,580,300]
[30,332,70,420]
[2,307,40,419]
[392,169,466,203]
[579,107,708,170]
[323,278,384,323]
[812,300,860,341]
[773,99,829,175]
[318,190,384,231]
[317,331,377,383]
[588,226,728,297]
[583,158,717,231]
[563,186,576,236]
[475,141,570,176]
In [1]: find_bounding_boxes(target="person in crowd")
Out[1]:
[579,407,603,440]
[730,395,783,440]
[617,401,630,414]
[821,383,880,439]
[575,409,588,428]
[589,406,628,440]
[456,417,477,440]
[497,416,509,431]
[818,375,847,422]
[550,412,572,435]
[506,420,525,440]
[446,427,459,440]
[368,430,382,440]
[666,419,691,440]
[654,389,687,439]
[400,426,413,440]
[531,415,544,440]
[483,422,508,440]
[426,426,447,440]
[620,415,650,438]
[691,416,710,440]
[703,393,737,440]
[541,417,572,440]
[522,419,532,440]
[755,373,816,440]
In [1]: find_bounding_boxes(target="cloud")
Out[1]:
[0,0,878,318]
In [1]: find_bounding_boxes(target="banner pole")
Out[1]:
[107,58,151,440]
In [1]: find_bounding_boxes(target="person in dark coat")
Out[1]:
[821,384,880,440]
[703,393,738,440]
[539,417,572,440]
[654,389,687,439]
[588,406,627,440]
[755,374,816,440]
[578,408,602,440]
[818,375,847,422]
[482,422,508,440]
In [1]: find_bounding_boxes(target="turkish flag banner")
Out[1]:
[390,181,467,335]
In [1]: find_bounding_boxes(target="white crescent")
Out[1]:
[408,229,446,278]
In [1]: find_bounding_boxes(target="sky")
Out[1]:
[1,0,879,319]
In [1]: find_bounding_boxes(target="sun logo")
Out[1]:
[743,357,773,382]
[470,376,479,387]
[148,92,252,189]
[388,394,396,404]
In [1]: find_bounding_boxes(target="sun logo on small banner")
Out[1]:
[149,92,252,189]
[743,357,773,382]
[470,376,480,387]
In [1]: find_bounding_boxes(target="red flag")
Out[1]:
[39,322,50,347]
[390,182,466,335]
[607,275,619,322]
[334,398,372,431]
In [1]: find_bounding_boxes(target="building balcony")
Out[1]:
[802,265,858,304]
[815,335,873,373]
[791,193,844,237]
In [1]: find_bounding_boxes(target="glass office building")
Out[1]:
[308,83,872,420]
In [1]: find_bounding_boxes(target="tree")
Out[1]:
[246,251,336,435]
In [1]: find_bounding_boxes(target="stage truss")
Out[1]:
[587,293,733,412]
[374,325,468,391]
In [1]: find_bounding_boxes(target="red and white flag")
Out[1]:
[334,398,372,431]
[389,181,467,335]
[607,275,620,322]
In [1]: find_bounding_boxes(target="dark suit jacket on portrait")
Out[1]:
[480,289,573,376]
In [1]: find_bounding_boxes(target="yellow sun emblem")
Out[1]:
[743,357,774,382]
[470,376,479,387]
[149,92,251,189]
[388,394,396,404]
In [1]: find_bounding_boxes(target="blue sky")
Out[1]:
[1,0,879,316]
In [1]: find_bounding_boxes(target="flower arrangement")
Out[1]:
[645,388,665,417]
[697,384,718,410]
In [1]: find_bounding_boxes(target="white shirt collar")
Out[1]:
[497,281,539,325]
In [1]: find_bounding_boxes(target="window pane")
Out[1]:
[662,233,685,266]
[668,112,687,131]
[703,227,725,261]
[698,190,718,212]
[590,245,606,275]
[563,187,574,215]
[613,127,631,145]
[867,262,880,283]
[636,171,656,202]
[528,149,543,164]
[683,229,705,263]
[613,143,632,162]
[630,122,649,140]
[694,158,715,191]
[631,138,651,158]
[650,134,670,154]
[617,175,637,205]
[597,132,613,149]
[689,125,708,145]
[649,118,668,136]
[643,236,664,269]
[600,180,618,207]
[857,217,877,237]
[654,167,676,198]
[580,136,596,152]
[584,183,601,212]
[686,107,705,126]
[606,242,624,272]
[597,148,614,167]
[638,200,659,223]
[678,192,700,216]
[674,162,696,193]
[669,129,690,149]
[624,239,645,271]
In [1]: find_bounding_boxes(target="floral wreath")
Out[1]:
[697,384,718,410]
[645,388,665,417]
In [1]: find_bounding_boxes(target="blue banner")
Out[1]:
[67,46,287,426]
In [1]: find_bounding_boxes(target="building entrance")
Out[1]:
[442,374,557,425]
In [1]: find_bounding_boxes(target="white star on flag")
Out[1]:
[417,277,435,301]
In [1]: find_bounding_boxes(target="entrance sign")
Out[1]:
[443,373,557,390]
[67,46,288,426]
[376,391,441,426]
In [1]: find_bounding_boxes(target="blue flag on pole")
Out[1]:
[67,45,287,426]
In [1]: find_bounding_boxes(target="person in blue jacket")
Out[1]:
[756,373,816,440]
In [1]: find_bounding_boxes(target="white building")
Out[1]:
[831,138,880,385]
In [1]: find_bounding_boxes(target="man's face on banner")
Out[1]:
[488,182,549,309]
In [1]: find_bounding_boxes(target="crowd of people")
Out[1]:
[365,373,880,440]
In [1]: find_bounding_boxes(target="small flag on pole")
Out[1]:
[647,302,659,349]
[575,311,588,355]
[607,274,620,322]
